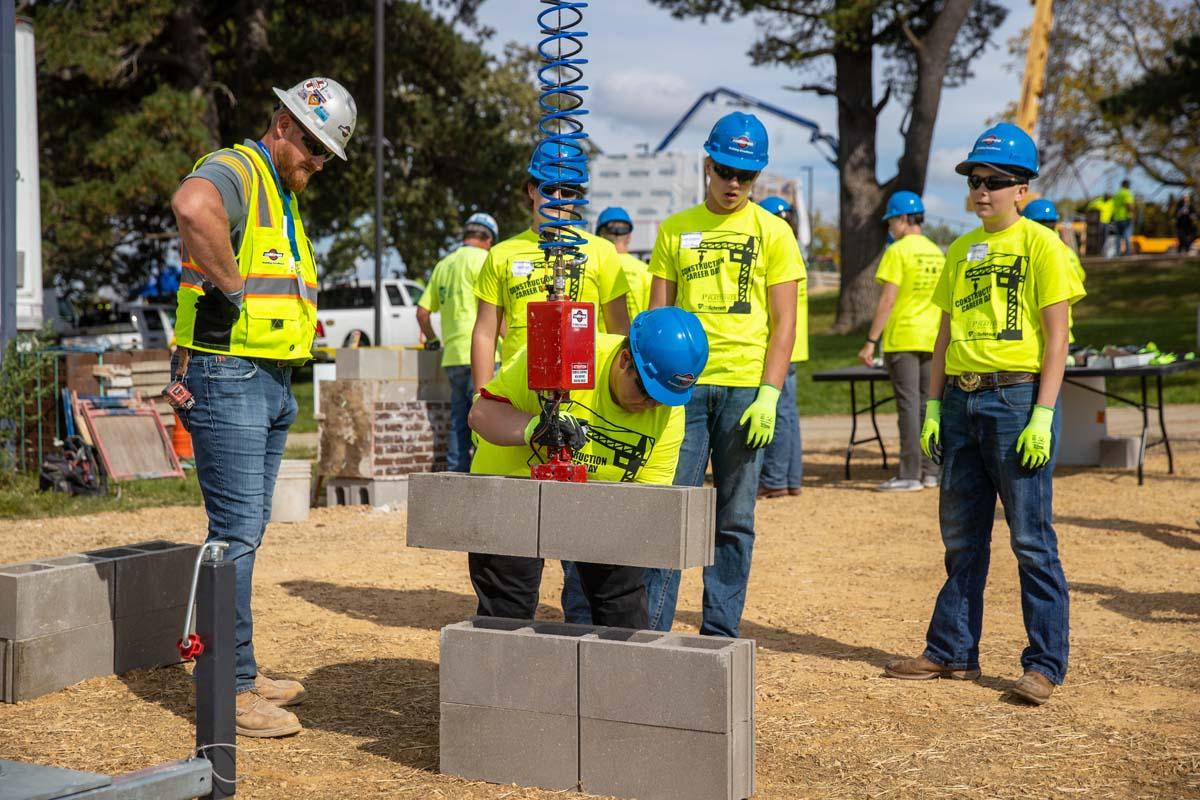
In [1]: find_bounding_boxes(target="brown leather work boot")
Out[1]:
[254,673,307,707]
[884,654,981,681]
[757,487,788,499]
[1010,670,1055,705]
[236,690,302,738]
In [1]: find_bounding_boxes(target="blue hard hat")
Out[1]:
[1022,199,1059,223]
[758,196,793,216]
[528,141,589,185]
[596,207,633,232]
[629,307,709,407]
[955,122,1039,178]
[704,112,769,171]
[464,212,499,240]
[882,190,924,220]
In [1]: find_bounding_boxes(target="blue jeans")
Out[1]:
[923,382,1069,684]
[1113,219,1132,256]
[645,385,763,637]
[759,364,802,490]
[177,352,297,693]
[445,364,474,473]
[561,561,593,624]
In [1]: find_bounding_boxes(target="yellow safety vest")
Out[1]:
[174,143,318,364]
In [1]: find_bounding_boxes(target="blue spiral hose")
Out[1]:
[535,0,589,268]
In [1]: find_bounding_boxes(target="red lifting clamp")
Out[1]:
[176,541,229,661]
[178,633,205,660]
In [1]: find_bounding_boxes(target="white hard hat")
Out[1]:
[273,77,357,161]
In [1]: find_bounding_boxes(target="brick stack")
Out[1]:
[439,618,755,800]
[0,540,197,702]
[319,348,452,507]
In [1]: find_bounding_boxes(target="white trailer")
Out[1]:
[15,17,43,331]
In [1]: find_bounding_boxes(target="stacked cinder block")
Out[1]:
[320,348,452,505]
[0,540,198,702]
[407,472,715,569]
[439,618,755,800]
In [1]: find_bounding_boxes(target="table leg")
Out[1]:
[1156,373,1174,474]
[1138,376,1148,487]
[845,381,858,480]
[869,380,887,470]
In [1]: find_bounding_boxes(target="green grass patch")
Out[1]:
[290,365,317,433]
[0,471,203,520]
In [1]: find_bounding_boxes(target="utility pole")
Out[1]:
[373,0,384,346]
[0,2,17,357]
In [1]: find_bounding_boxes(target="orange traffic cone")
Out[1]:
[172,413,194,460]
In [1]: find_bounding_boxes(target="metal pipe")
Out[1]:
[0,2,16,356]
[194,550,236,798]
[373,0,384,346]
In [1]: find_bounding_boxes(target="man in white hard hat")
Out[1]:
[171,77,356,738]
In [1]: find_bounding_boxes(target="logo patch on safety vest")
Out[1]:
[262,249,284,263]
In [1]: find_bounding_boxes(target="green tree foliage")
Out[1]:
[24,0,542,293]
[649,0,1006,331]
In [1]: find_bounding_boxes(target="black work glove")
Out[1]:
[192,286,243,347]
[424,338,441,351]
[523,410,587,451]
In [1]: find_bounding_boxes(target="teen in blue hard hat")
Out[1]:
[859,189,945,492]
[466,307,709,629]
[884,123,1085,707]
[1023,199,1087,343]
[756,195,809,500]
[643,111,804,638]
[596,206,653,321]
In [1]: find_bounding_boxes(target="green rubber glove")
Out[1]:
[1016,404,1055,469]
[920,400,942,464]
[739,385,781,449]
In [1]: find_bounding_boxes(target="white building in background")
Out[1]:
[583,151,811,258]
[15,17,44,331]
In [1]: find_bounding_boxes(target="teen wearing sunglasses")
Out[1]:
[595,206,653,321]
[883,123,1085,707]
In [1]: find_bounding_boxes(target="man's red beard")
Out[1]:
[278,147,314,193]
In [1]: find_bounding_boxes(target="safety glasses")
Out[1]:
[711,162,760,184]
[967,174,1024,191]
[600,223,632,236]
[290,117,332,159]
[547,184,586,200]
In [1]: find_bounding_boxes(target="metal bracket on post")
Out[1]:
[194,543,236,799]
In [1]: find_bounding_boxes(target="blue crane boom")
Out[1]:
[654,86,839,166]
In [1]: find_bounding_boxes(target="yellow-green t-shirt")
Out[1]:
[1111,187,1134,222]
[417,244,488,367]
[933,217,1086,375]
[1087,198,1114,224]
[874,233,945,353]
[619,252,653,322]
[649,202,805,386]
[1064,243,1086,344]
[470,333,684,484]
[474,228,629,365]
[791,278,809,363]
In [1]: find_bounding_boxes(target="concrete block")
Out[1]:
[580,717,754,800]
[85,541,197,619]
[336,348,402,380]
[440,617,603,715]
[580,632,754,733]
[398,348,449,385]
[0,555,116,640]
[0,639,10,703]
[1100,435,1139,469]
[326,478,408,508]
[115,605,185,674]
[439,702,578,790]
[539,481,716,569]
[407,473,541,557]
[8,621,115,702]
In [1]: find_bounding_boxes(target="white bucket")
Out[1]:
[271,459,312,523]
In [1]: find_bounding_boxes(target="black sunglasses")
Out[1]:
[600,223,632,236]
[547,184,586,200]
[967,174,1024,191]
[290,117,332,159]
[711,162,760,184]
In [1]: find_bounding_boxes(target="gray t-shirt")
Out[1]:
[181,139,259,253]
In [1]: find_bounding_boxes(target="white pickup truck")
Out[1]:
[313,279,440,356]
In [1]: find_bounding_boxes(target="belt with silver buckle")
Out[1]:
[953,371,1038,392]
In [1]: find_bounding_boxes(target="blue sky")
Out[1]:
[471,0,1152,232]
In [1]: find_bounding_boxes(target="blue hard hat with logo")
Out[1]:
[704,112,769,171]
[464,212,499,240]
[596,207,633,232]
[629,307,709,407]
[528,141,589,185]
[882,190,924,220]
[758,196,793,216]
[1022,199,1059,223]
[955,122,1039,178]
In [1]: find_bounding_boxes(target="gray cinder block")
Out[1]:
[440,618,603,715]
[95,542,198,619]
[539,481,716,569]
[336,348,402,380]
[580,633,754,733]
[398,349,449,385]
[0,555,116,640]
[326,478,409,508]
[0,639,10,703]
[580,717,755,800]
[115,605,186,674]
[407,473,541,557]
[439,702,578,790]
[1099,435,1139,469]
[8,621,115,702]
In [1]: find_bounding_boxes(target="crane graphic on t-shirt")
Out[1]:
[961,253,1027,341]
[510,252,588,302]
[689,233,757,314]
[582,423,653,482]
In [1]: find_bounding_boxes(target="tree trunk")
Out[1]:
[832,35,887,334]
[167,2,219,147]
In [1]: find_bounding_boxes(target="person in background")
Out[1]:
[1023,199,1086,344]
[757,196,808,499]
[1111,180,1136,257]
[417,212,499,472]
[1174,194,1196,254]
[595,206,653,321]
[1086,193,1113,256]
[857,190,945,492]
